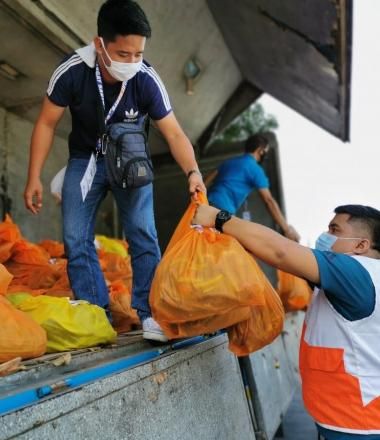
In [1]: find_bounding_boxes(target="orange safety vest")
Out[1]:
[300,255,380,435]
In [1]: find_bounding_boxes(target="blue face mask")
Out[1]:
[315,232,362,252]
[315,232,338,252]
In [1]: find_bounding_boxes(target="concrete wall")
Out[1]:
[0,107,67,241]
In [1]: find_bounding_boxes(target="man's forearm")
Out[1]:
[264,197,289,233]
[223,216,292,268]
[167,133,199,175]
[27,122,55,180]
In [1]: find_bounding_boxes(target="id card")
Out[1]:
[80,154,97,202]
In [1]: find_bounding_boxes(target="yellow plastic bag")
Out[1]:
[277,270,312,311]
[150,194,266,339]
[0,295,47,362]
[96,235,128,258]
[228,272,285,356]
[7,294,116,352]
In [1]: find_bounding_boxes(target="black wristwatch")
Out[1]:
[215,210,232,233]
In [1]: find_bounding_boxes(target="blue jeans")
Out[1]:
[62,157,161,321]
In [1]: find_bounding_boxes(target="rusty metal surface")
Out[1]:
[207,0,352,141]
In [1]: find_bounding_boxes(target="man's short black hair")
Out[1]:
[98,0,151,41]
[335,204,380,252]
[245,134,269,153]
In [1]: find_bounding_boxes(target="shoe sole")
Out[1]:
[143,331,168,343]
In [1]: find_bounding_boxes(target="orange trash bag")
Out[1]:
[99,251,132,283]
[150,193,266,339]
[5,261,60,290]
[0,295,47,362]
[0,264,13,295]
[38,240,65,258]
[228,270,285,356]
[11,240,50,265]
[277,270,312,311]
[109,280,139,333]
[0,215,22,264]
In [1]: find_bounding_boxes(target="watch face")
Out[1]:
[217,210,231,221]
[215,210,232,232]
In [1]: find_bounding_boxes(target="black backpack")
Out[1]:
[96,96,154,189]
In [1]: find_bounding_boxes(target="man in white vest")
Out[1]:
[193,203,380,440]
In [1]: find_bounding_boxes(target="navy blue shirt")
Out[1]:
[208,154,269,214]
[311,250,378,440]
[47,48,172,158]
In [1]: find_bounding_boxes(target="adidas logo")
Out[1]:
[125,108,139,121]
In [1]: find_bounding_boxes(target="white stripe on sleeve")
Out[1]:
[140,64,171,111]
[47,54,82,96]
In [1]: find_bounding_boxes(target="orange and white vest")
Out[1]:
[300,255,380,435]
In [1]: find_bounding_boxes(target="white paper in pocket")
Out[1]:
[50,166,67,203]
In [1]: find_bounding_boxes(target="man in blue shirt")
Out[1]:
[193,203,380,440]
[206,134,300,241]
[23,0,205,342]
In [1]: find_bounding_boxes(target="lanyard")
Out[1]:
[95,62,127,153]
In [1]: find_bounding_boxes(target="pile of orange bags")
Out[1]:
[277,270,312,311]
[150,194,285,356]
[0,215,136,334]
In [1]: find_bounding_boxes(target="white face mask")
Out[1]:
[315,232,362,252]
[99,38,142,82]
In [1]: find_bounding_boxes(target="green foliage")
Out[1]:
[215,103,278,143]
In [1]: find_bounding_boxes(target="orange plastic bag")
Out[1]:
[277,270,312,311]
[0,264,13,295]
[0,295,47,362]
[38,240,65,258]
[11,240,50,265]
[150,194,266,339]
[99,251,132,284]
[45,273,74,299]
[0,215,21,243]
[5,261,60,290]
[0,215,22,263]
[0,242,14,264]
[228,272,285,356]
[109,280,139,333]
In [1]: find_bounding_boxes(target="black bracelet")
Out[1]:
[187,169,202,179]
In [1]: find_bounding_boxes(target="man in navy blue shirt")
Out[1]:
[24,0,205,342]
[193,203,380,440]
[205,134,300,241]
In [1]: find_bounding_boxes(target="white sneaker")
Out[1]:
[142,317,168,342]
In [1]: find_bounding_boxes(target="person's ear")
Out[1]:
[355,238,371,254]
[94,37,102,54]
